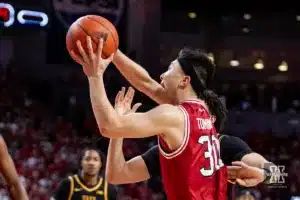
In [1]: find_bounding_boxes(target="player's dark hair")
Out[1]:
[79,137,105,174]
[177,48,227,132]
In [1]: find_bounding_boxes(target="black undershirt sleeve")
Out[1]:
[141,145,161,177]
[52,178,70,200]
[219,135,253,166]
[108,183,117,200]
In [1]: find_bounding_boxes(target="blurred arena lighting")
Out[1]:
[208,52,214,62]
[229,60,240,67]
[254,59,264,70]
[17,10,48,26]
[242,27,250,33]
[188,12,197,19]
[243,13,251,20]
[296,15,300,21]
[0,3,15,27]
[278,61,288,72]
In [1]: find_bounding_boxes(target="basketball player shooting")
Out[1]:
[107,87,266,190]
[73,37,230,200]
[0,136,28,200]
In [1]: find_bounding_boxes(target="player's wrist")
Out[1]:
[87,74,104,81]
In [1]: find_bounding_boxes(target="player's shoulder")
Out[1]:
[152,104,183,119]
[59,175,74,186]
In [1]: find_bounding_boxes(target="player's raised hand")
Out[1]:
[114,87,142,115]
[227,161,264,187]
[71,36,114,77]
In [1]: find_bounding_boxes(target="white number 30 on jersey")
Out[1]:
[198,135,224,176]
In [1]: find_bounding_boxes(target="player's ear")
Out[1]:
[178,75,190,89]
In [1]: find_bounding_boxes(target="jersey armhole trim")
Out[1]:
[68,176,74,200]
[158,105,190,159]
[104,181,108,200]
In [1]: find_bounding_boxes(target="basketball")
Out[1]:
[66,15,119,62]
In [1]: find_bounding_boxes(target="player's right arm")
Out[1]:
[106,87,161,184]
[106,140,160,184]
[106,139,150,184]
[0,136,28,200]
[113,50,170,104]
[51,178,71,200]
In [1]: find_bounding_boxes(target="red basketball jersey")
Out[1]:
[158,100,228,200]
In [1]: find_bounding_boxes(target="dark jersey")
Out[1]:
[141,134,253,200]
[52,174,116,200]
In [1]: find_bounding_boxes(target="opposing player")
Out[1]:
[52,143,116,200]
[0,136,28,200]
[106,87,268,199]
[73,37,228,199]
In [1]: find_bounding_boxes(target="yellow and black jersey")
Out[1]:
[52,174,116,200]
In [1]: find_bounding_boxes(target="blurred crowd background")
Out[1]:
[0,0,300,199]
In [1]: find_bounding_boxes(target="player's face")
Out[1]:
[160,60,190,101]
[81,150,101,176]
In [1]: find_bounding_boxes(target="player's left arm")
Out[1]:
[88,75,180,139]
[220,135,269,167]
[0,136,28,200]
[220,135,274,185]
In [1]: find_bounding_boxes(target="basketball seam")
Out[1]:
[76,22,101,55]
[86,16,118,51]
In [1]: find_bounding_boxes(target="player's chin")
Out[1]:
[86,170,98,176]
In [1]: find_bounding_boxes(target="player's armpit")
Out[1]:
[112,50,170,104]
[0,137,28,200]
[102,104,181,139]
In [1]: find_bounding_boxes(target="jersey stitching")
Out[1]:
[158,105,190,159]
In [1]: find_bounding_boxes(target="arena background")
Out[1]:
[0,0,300,199]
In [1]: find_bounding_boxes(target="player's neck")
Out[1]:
[80,171,98,186]
[177,90,199,104]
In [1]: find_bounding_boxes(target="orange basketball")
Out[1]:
[66,15,119,63]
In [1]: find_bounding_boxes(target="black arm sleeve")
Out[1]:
[108,183,117,200]
[141,145,161,177]
[52,179,70,200]
[219,135,253,166]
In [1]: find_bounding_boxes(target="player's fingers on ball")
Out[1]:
[97,38,104,59]
[131,103,142,112]
[70,51,84,65]
[106,53,114,63]
[76,41,89,63]
[86,36,94,59]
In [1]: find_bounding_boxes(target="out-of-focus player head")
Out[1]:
[160,47,227,131]
[80,144,102,177]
